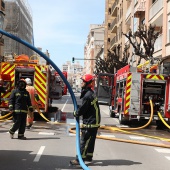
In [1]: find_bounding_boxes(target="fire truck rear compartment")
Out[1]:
[15,68,35,85]
[141,81,165,117]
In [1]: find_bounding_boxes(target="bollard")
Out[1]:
[57,109,61,122]
[61,112,67,121]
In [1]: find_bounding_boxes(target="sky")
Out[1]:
[28,0,105,69]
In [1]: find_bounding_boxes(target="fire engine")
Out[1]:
[0,54,65,116]
[97,61,170,125]
[55,71,68,95]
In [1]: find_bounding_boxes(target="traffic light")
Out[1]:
[72,57,75,63]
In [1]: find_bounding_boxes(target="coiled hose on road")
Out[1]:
[0,29,89,170]
[69,99,170,148]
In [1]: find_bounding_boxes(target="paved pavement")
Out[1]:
[1,108,170,170]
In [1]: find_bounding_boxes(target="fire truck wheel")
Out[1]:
[119,112,129,125]
[109,110,115,118]
[119,113,124,124]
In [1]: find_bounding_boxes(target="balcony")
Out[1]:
[149,0,163,20]
[111,0,118,17]
[154,34,162,52]
[134,0,146,18]
[126,5,131,20]
[110,36,118,49]
[110,18,117,33]
[1,0,5,11]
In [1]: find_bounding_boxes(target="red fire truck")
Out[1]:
[97,64,170,125]
[0,54,64,115]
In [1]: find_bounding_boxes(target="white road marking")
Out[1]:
[102,109,109,115]
[100,134,115,138]
[114,118,119,123]
[155,148,170,153]
[69,133,76,136]
[38,132,54,135]
[116,124,128,127]
[33,146,45,162]
[165,156,170,160]
[129,136,146,140]
[61,99,68,112]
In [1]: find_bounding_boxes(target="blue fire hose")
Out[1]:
[0,29,90,170]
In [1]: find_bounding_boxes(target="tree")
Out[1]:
[122,24,162,64]
[94,44,128,75]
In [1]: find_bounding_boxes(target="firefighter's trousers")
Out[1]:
[9,112,27,137]
[27,106,36,127]
[80,127,98,159]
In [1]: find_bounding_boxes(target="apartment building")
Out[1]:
[105,0,170,67]
[84,24,104,75]
[3,0,33,57]
[0,0,5,57]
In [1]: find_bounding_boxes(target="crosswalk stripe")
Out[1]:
[69,133,76,136]
[129,136,146,140]
[38,132,54,135]
[165,156,170,160]
[155,148,170,153]
[100,134,115,138]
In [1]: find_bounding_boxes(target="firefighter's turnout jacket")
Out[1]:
[9,88,33,113]
[26,85,39,106]
[77,88,101,128]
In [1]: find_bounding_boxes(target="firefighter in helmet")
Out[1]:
[25,78,40,129]
[8,79,33,140]
[70,74,101,165]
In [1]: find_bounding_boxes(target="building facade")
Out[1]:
[3,0,33,57]
[0,0,5,57]
[62,61,83,92]
[104,0,170,67]
[84,24,104,75]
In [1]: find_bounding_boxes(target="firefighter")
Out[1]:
[8,79,33,140]
[0,78,6,105]
[70,74,101,165]
[25,78,40,129]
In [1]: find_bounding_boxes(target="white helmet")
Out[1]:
[25,78,32,85]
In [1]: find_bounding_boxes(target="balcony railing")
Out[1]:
[110,36,117,48]
[134,0,146,18]
[149,0,163,20]
[126,5,131,19]
[154,34,162,52]
[134,0,138,5]
[111,0,118,16]
[110,18,117,33]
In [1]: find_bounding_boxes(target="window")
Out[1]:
[108,8,111,15]
[134,18,138,32]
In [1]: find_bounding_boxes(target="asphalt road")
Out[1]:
[0,94,170,170]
